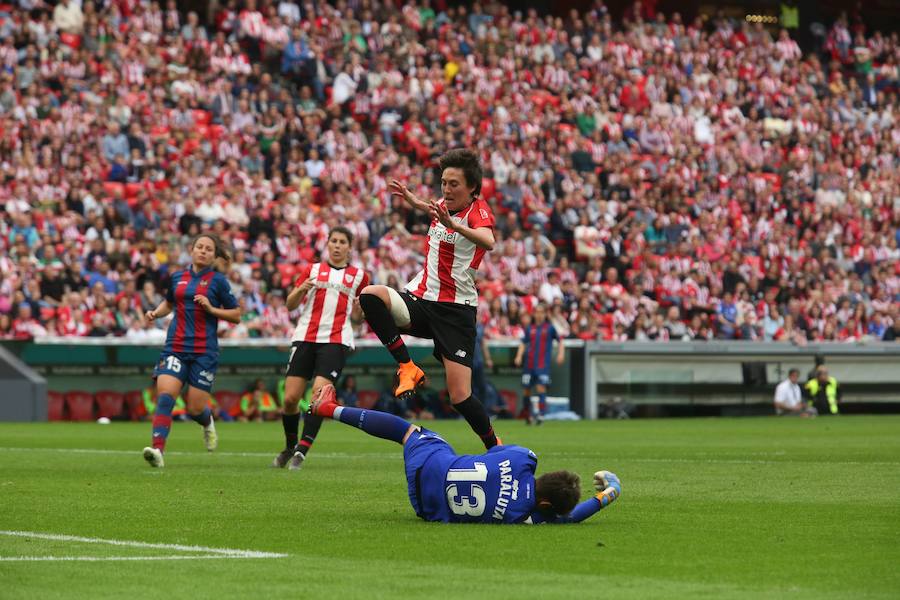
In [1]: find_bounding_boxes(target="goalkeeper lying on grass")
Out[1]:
[309,384,621,524]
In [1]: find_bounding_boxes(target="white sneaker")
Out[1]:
[288,451,305,471]
[143,447,164,468]
[203,416,217,452]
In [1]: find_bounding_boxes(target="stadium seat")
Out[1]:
[64,391,95,422]
[499,390,521,418]
[435,390,457,418]
[192,109,212,126]
[214,391,242,419]
[480,178,497,201]
[94,391,125,420]
[124,182,143,198]
[355,390,378,410]
[278,263,298,287]
[59,32,81,49]
[299,247,316,262]
[102,181,125,198]
[47,391,65,421]
[124,391,146,421]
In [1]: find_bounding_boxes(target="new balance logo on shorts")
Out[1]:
[455,350,467,358]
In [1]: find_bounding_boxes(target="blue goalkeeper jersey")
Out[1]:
[418,444,538,524]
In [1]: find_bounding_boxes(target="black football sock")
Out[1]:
[282,412,300,450]
[297,414,324,456]
[453,396,498,449]
[359,293,411,364]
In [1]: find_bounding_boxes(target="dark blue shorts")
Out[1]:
[522,369,551,388]
[403,428,456,521]
[153,351,219,392]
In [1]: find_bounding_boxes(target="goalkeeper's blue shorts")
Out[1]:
[403,427,456,521]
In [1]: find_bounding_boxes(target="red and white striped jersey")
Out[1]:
[291,262,369,348]
[405,197,495,306]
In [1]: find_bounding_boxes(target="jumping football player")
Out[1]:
[272,226,369,470]
[360,149,501,450]
[309,384,622,524]
[142,233,241,467]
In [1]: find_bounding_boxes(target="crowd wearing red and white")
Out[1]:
[0,0,898,344]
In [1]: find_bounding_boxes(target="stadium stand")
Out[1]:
[0,1,897,347]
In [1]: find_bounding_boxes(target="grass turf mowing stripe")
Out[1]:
[1,446,897,466]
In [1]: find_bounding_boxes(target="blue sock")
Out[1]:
[151,393,176,451]
[538,392,547,415]
[333,407,410,444]
[189,407,212,427]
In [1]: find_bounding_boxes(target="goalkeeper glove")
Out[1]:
[592,470,621,508]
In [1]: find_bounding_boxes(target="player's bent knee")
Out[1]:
[360,285,388,303]
[385,286,411,328]
[447,386,472,404]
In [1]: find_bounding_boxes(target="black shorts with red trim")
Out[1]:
[400,292,476,369]
[285,342,348,382]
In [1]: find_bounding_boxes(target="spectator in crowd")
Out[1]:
[239,378,279,422]
[0,0,896,351]
[336,375,359,408]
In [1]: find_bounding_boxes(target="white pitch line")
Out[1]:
[0,555,234,562]
[0,531,287,559]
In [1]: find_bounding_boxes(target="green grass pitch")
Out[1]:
[1,416,898,599]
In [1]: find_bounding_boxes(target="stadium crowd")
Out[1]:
[0,0,899,344]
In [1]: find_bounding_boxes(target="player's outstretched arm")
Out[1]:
[389,179,431,213]
[529,471,622,525]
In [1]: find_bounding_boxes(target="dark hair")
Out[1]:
[439,148,482,198]
[329,226,354,245]
[788,368,799,376]
[534,470,581,516]
[190,233,232,272]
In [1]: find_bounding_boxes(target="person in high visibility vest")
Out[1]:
[142,387,187,420]
[239,379,279,422]
[804,367,840,415]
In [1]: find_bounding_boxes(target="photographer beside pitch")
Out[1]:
[307,383,621,524]
[774,368,817,417]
